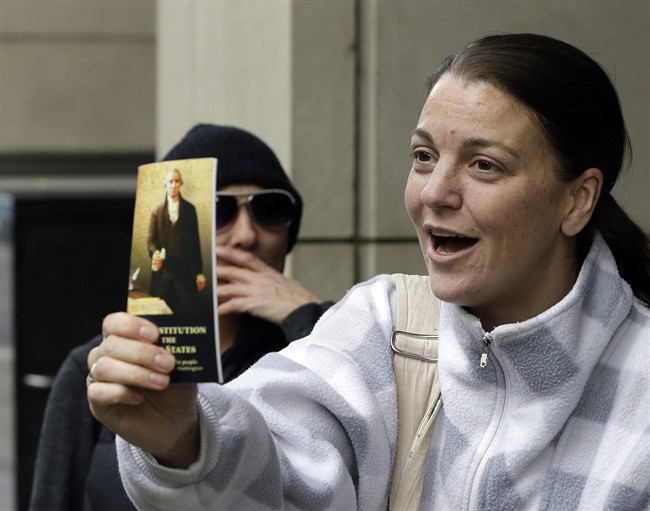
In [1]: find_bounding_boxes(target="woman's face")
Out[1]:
[215,184,289,272]
[405,74,580,329]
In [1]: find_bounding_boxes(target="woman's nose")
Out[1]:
[420,160,462,210]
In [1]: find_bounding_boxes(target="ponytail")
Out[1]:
[586,192,650,306]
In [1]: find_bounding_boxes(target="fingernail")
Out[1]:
[139,325,159,341]
[154,353,176,371]
[149,371,168,387]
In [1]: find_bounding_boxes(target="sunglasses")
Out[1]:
[215,189,296,233]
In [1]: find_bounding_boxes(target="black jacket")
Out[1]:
[29,302,333,511]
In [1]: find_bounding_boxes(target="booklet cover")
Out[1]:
[127,157,223,383]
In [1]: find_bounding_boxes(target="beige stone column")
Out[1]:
[157,0,649,302]
[157,0,358,301]
[157,1,292,167]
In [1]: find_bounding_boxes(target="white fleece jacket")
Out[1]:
[118,234,649,510]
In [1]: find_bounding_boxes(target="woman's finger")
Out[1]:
[101,312,160,345]
[89,354,172,391]
[87,380,148,408]
[95,335,175,373]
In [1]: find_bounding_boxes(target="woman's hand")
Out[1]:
[216,246,321,325]
[87,312,200,468]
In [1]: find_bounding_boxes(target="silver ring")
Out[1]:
[88,362,98,385]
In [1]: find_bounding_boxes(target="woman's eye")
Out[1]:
[411,150,433,163]
[474,159,501,172]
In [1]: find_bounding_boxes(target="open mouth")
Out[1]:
[432,234,478,254]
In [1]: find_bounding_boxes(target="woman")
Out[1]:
[87,35,649,510]
[30,124,333,511]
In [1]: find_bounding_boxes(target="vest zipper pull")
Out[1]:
[480,333,492,368]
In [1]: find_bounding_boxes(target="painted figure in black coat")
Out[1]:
[148,168,206,314]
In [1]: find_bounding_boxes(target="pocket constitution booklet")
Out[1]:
[127,157,223,383]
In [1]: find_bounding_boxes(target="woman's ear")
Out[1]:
[561,168,604,237]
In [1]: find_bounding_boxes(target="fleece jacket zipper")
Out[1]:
[468,331,509,511]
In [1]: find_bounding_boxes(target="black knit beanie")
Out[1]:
[163,124,303,252]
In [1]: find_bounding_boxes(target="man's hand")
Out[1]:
[216,246,321,325]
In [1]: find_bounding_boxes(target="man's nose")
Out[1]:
[227,206,257,249]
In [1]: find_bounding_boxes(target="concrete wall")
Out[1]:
[0,3,156,509]
[157,0,650,304]
[157,1,358,303]
[0,0,156,153]
[1,1,647,299]
[359,0,650,280]
[360,1,650,287]
[2,0,647,302]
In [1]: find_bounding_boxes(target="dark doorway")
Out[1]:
[2,153,150,511]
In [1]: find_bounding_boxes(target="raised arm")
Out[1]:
[108,276,400,510]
